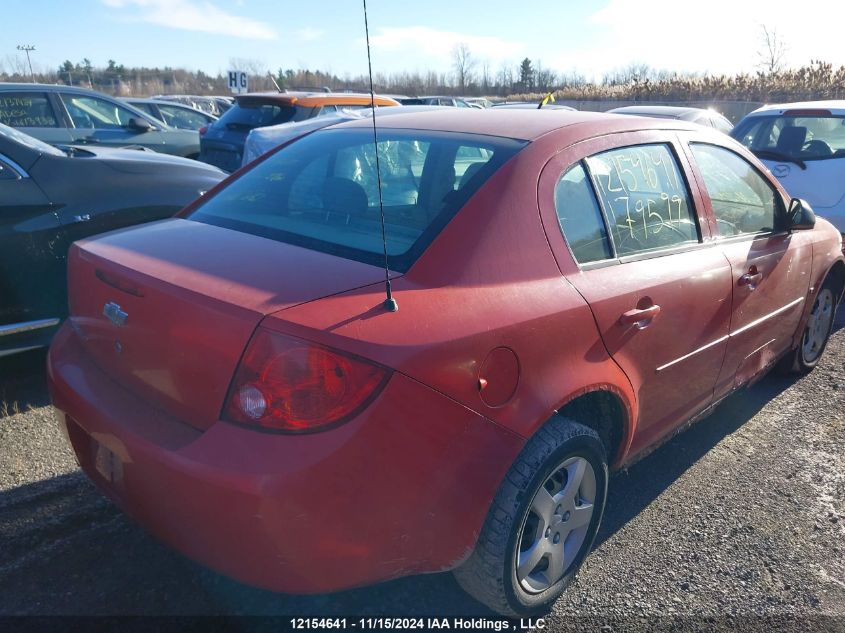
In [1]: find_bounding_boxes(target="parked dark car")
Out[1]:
[124,98,217,131]
[0,123,224,357]
[198,91,399,172]
[48,109,843,615]
[152,94,230,116]
[0,83,201,157]
[607,105,733,133]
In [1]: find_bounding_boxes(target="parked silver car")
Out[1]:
[0,83,201,157]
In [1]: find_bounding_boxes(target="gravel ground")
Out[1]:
[0,313,843,632]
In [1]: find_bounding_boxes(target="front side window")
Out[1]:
[554,162,613,264]
[734,115,845,160]
[586,144,698,256]
[0,92,59,128]
[690,144,781,237]
[61,94,138,129]
[189,128,525,272]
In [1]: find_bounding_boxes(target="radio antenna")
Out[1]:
[362,0,398,312]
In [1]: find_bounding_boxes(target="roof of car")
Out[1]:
[607,105,713,118]
[492,103,576,110]
[331,108,699,142]
[0,82,115,95]
[234,92,400,107]
[125,97,204,107]
[747,100,845,116]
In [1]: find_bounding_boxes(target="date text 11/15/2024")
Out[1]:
[289,617,548,630]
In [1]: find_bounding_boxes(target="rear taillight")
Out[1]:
[199,125,208,136]
[223,329,390,433]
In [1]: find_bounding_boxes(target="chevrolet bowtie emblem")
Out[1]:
[103,302,128,327]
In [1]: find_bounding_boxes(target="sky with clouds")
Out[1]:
[4,0,845,81]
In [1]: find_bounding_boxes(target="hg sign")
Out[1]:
[228,71,248,94]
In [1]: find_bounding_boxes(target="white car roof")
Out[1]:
[749,100,845,116]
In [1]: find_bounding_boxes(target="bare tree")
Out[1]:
[451,43,476,93]
[498,62,515,94]
[603,63,652,86]
[481,59,491,93]
[2,54,29,77]
[535,60,557,92]
[757,24,788,74]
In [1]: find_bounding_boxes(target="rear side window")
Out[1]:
[586,144,698,256]
[0,92,59,128]
[690,144,781,236]
[189,128,525,272]
[555,163,613,264]
[217,101,298,130]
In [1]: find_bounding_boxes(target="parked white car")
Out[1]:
[731,101,845,233]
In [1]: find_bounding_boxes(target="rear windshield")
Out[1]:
[189,127,526,272]
[734,114,845,160]
[217,100,303,131]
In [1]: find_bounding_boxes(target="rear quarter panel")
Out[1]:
[270,140,637,461]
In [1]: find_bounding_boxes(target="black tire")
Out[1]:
[779,277,840,375]
[453,417,608,616]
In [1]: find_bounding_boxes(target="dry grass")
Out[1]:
[505,61,845,103]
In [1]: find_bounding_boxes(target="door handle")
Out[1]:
[620,304,661,328]
[738,268,763,289]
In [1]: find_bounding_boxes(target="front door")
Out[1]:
[0,155,62,329]
[685,142,812,396]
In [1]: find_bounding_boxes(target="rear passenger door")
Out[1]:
[539,132,734,457]
[683,140,812,396]
[0,91,74,146]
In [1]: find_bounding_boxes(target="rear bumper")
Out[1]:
[48,322,522,593]
[0,318,60,357]
[198,138,244,172]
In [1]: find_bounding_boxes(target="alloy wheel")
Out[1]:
[515,456,596,593]
[802,288,834,364]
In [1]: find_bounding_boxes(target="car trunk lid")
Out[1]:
[67,218,389,430]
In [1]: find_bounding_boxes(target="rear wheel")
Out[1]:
[453,417,607,616]
[781,279,839,374]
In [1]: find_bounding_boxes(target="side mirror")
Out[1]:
[788,198,816,230]
[127,117,154,132]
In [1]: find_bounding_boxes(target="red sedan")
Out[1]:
[48,109,844,616]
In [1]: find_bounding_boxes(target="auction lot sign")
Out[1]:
[228,70,248,94]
